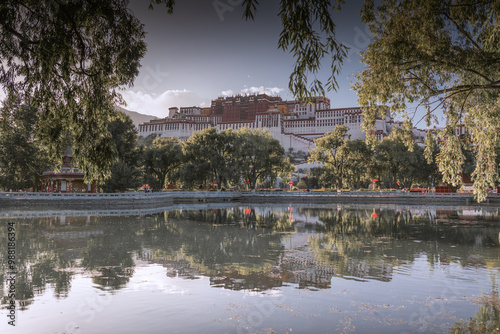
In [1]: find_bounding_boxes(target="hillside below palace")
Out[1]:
[137,94,399,152]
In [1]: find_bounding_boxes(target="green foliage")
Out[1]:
[234,127,293,190]
[143,137,183,190]
[181,127,236,189]
[436,127,466,188]
[102,160,142,193]
[180,127,292,190]
[354,0,500,201]
[304,170,321,189]
[276,0,347,101]
[309,128,443,190]
[0,98,53,190]
[102,111,142,192]
[296,179,308,190]
[309,125,363,190]
[372,137,436,189]
[341,139,372,188]
[107,112,141,167]
[0,0,148,182]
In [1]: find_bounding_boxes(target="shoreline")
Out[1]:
[1,191,499,208]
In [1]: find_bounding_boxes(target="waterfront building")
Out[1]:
[40,147,97,193]
[138,93,394,152]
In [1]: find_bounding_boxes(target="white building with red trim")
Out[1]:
[138,94,394,152]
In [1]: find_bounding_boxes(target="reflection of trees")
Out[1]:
[449,276,500,334]
[308,208,500,281]
[80,219,143,290]
[139,207,500,289]
[157,207,295,231]
[139,209,288,291]
[2,205,500,311]
[0,215,146,311]
[0,219,76,310]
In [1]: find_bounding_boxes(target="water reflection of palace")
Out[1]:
[135,209,401,290]
[137,246,339,290]
[40,215,104,249]
[3,205,500,312]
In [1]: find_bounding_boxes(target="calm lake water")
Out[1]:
[1,203,500,334]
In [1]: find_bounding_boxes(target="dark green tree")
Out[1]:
[0,97,53,190]
[234,127,293,190]
[341,139,372,189]
[308,125,354,190]
[181,127,236,190]
[371,136,434,189]
[0,0,148,183]
[103,160,142,193]
[107,112,141,167]
[143,137,183,190]
[296,178,308,190]
[102,112,142,192]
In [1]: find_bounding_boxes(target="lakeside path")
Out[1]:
[1,191,500,208]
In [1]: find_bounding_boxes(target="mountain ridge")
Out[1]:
[115,106,158,128]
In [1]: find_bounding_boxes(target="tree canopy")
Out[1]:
[0,96,53,190]
[102,111,142,192]
[0,0,347,182]
[0,0,148,182]
[1,0,499,198]
[354,0,500,200]
[143,137,183,190]
[309,125,353,190]
[181,127,236,189]
[234,127,293,190]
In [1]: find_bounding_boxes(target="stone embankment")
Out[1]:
[1,191,499,208]
[239,191,500,206]
[0,192,173,209]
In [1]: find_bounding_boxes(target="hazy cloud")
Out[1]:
[121,86,285,118]
[120,89,209,118]
[221,89,234,96]
[241,86,283,96]
[220,86,284,97]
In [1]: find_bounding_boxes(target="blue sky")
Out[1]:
[121,0,372,118]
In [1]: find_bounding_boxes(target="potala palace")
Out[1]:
[138,94,406,152]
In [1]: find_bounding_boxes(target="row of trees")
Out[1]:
[89,116,499,193]
[136,126,294,192]
[306,125,489,191]
[0,0,498,198]
[0,104,296,191]
[0,102,495,193]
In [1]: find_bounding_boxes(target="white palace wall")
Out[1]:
[138,107,393,152]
